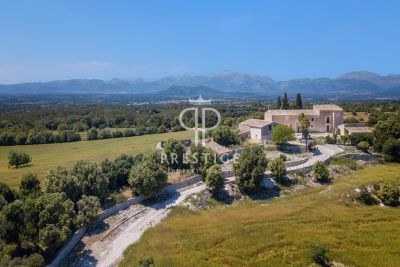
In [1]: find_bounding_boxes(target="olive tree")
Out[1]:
[313,161,329,182]
[205,164,224,195]
[163,138,186,170]
[211,126,239,146]
[44,166,80,202]
[71,161,109,201]
[76,195,101,227]
[233,145,268,192]
[272,125,295,145]
[129,159,167,197]
[19,173,41,197]
[268,158,286,183]
[8,151,31,168]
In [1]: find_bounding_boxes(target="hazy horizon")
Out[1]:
[1,1,400,84]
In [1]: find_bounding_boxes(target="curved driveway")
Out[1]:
[69,144,342,267]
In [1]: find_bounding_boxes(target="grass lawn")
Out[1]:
[0,131,192,188]
[119,164,400,267]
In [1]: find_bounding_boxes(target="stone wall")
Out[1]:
[49,174,203,267]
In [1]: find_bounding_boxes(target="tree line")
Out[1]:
[0,103,270,146]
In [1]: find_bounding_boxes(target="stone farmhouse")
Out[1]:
[239,104,361,142]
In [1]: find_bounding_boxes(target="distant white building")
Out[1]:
[188,95,211,105]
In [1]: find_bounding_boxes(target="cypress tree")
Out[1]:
[277,96,282,109]
[295,93,303,109]
[282,92,289,110]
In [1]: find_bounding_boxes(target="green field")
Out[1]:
[0,131,193,188]
[120,164,400,267]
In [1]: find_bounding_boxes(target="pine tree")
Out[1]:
[282,92,289,110]
[295,93,303,109]
[277,96,282,109]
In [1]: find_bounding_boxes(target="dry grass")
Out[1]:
[119,164,400,267]
[344,112,369,122]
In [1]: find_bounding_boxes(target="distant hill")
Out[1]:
[0,71,399,97]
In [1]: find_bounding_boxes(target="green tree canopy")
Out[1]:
[8,151,31,168]
[44,166,80,202]
[163,138,186,170]
[268,158,286,182]
[71,161,109,201]
[19,173,41,198]
[211,126,239,147]
[233,145,268,192]
[295,93,303,109]
[282,92,290,110]
[272,125,295,144]
[129,158,167,197]
[76,195,101,227]
[313,161,329,182]
[205,164,224,195]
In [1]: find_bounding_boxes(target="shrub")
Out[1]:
[205,164,224,195]
[233,145,268,192]
[211,126,239,146]
[355,185,376,205]
[138,256,154,267]
[310,244,329,266]
[76,195,101,227]
[123,128,136,137]
[0,181,17,203]
[279,154,287,162]
[382,138,400,162]
[19,173,41,197]
[163,138,187,170]
[272,125,295,144]
[112,130,123,138]
[375,183,400,206]
[357,141,370,153]
[129,159,167,197]
[87,128,98,140]
[110,192,127,204]
[8,151,31,168]
[324,135,335,144]
[97,129,112,139]
[268,158,286,182]
[313,161,329,182]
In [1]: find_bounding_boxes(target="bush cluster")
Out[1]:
[356,182,400,207]
[0,130,81,146]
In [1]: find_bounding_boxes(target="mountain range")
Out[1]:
[0,71,399,98]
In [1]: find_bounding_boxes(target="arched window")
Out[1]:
[326,117,330,123]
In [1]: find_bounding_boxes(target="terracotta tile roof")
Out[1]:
[313,104,343,111]
[204,140,233,155]
[265,109,318,116]
[239,118,274,128]
[345,126,373,134]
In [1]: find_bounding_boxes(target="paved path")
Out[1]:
[69,145,342,267]
[286,144,343,173]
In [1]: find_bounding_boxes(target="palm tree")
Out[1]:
[298,113,311,151]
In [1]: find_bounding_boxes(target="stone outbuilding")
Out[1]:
[337,123,373,136]
[238,118,276,142]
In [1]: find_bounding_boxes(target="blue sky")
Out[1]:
[0,0,399,83]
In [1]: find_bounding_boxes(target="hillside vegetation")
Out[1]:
[120,164,400,267]
[0,131,192,188]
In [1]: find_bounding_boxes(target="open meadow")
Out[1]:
[0,131,192,188]
[120,164,400,267]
